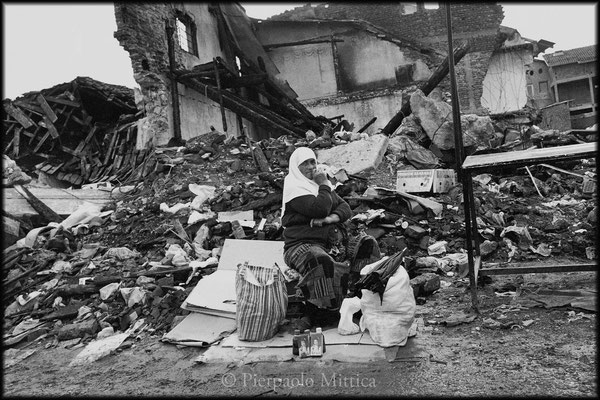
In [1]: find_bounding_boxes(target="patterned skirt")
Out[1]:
[284,242,350,310]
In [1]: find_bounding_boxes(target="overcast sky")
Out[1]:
[2,3,597,99]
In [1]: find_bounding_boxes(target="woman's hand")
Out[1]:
[311,214,340,227]
[313,171,328,186]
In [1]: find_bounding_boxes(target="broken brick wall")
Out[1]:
[526,59,555,110]
[113,3,241,146]
[272,3,505,115]
[304,88,405,135]
[256,19,433,132]
[481,48,532,115]
[539,102,572,131]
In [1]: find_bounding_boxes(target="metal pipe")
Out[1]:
[446,4,479,313]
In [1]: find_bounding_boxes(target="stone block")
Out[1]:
[410,273,440,297]
[57,318,100,341]
[315,134,388,176]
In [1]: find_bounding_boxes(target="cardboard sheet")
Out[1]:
[219,328,373,348]
[217,239,287,271]
[182,239,288,315]
[162,313,237,346]
[396,169,456,194]
[181,270,237,315]
[194,319,428,363]
[69,333,129,366]
[194,336,428,364]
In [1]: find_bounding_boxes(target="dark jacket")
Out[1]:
[282,184,352,251]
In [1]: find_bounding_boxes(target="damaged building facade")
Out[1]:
[543,45,597,129]
[253,18,441,133]
[271,2,506,116]
[113,3,326,146]
[481,26,554,115]
[112,2,585,145]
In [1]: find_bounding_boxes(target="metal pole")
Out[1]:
[445,4,479,313]
[165,19,182,142]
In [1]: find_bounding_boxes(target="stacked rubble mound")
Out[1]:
[3,93,597,352]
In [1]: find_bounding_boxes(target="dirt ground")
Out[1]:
[4,270,596,397]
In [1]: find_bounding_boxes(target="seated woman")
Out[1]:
[281,147,353,329]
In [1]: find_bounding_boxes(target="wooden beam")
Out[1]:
[165,18,182,141]
[381,41,470,136]
[221,74,268,89]
[13,184,63,224]
[43,96,81,108]
[12,127,22,158]
[33,131,51,153]
[12,100,44,116]
[74,125,98,155]
[36,94,58,123]
[264,37,344,50]
[41,115,60,139]
[178,76,305,137]
[213,58,228,132]
[3,101,35,129]
[462,142,597,173]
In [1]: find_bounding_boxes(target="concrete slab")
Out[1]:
[316,134,389,176]
[3,187,113,217]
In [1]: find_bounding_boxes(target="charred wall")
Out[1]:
[113,3,240,146]
[272,3,505,114]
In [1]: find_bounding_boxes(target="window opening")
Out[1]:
[539,81,549,93]
[526,84,534,98]
[176,14,197,56]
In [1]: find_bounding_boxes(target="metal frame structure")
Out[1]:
[445,5,597,313]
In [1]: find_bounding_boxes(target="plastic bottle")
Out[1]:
[292,329,300,356]
[231,220,246,239]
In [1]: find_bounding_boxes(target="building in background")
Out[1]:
[254,18,441,133]
[543,45,597,129]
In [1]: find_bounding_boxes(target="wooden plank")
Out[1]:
[103,129,119,165]
[39,116,59,139]
[479,264,597,275]
[4,137,14,154]
[13,184,63,223]
[61,146,78,157]
[89,165,100,181]
[21,130,34,139]
[60,108,76,134]
[36,94,58,123]
[12,128,21,157]
[3,101,35,129]
[43,96,81,108]
[462,142,597,172]
[114,154,124,170]
[13,99,44,115]
[41,164,54,173]
[4,121,16,137]
[33,131,51,153]
[74,125,98,155]
[47,162,65,175]
[28,124,44,146]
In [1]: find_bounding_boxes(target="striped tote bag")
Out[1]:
[235,262,288,341]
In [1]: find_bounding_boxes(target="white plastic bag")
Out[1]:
[337,297,361,335]
[359,263,416,347]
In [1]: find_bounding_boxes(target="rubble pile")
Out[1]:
[2,77,154,187]
[3,87,597,352]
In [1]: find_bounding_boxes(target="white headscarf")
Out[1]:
[281,147,320,217]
